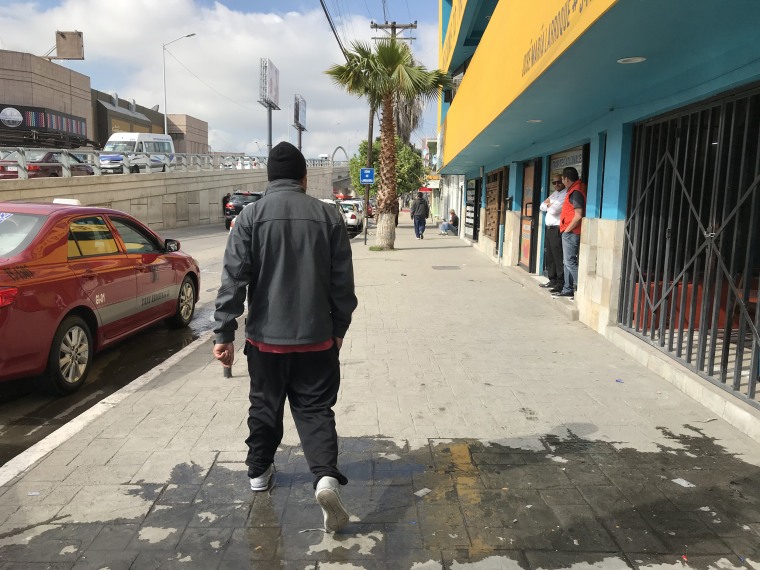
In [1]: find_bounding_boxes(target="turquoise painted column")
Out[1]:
[585,133,603,219]
[600,123,632,220]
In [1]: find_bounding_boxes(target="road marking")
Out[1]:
[0,331,214,488]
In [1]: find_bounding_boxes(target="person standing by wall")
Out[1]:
[539,176,567,292]
[554,167,586,300]
[212,141,358,532]
[410,191,430,239]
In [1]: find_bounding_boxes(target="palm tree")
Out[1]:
[395,95,424,145]
[326,39,450,249]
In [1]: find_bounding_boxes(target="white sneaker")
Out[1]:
[315,476,349,532]
[249,464,274,492]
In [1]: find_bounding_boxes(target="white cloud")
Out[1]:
[0,0,441,158]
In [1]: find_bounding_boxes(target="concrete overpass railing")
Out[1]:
[0,166,349,231]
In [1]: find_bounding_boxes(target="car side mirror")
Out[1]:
[165,239,180,252]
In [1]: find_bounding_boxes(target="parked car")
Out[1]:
[224,191,263,229]
[0,202,200,394]
[319,198,348,230]
[0,150,95,179]
[366,202,373,218]
[341,199,365,229]
[338,201,362,233]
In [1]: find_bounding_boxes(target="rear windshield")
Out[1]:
[230,194,262,205]
[340,203,356,212]
[103,141,136,153]
[2,150,48,162]
[0,212,47,258]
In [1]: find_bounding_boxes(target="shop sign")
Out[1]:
[0,107,23,128]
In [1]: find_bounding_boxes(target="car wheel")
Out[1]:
[130,165,140,174]
[161,165,166,173]
[169,276,196,328]
[47,315,93,395]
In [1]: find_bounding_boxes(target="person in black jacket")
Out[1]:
[410,191,430,239]
[212,141,357,533]
[439,209,459,235]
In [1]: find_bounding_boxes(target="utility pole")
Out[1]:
[370,20,417,42]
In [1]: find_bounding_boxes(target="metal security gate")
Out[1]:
[619,86,760,409]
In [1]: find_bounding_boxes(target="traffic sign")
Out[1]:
[360,168,375,185]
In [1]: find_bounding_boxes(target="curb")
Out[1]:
[0,331,215,488]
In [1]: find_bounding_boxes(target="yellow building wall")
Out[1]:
[442,0,617,165]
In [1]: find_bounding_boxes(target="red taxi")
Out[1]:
[0,203,200,394]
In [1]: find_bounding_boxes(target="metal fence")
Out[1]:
[618,84,760,409]
[0,147,347,180]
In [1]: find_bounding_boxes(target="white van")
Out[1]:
[100,132,175,174]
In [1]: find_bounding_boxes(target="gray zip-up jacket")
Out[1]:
[213,179,357,345]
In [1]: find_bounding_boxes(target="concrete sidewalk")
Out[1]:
[1,219,760,569]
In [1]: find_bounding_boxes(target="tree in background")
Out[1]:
[327,39,450,250]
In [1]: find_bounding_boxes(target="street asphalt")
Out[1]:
[1,217,759,569]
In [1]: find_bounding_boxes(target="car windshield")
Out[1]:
[1,150,48,162]
[103,141,136,153]
[340,203,355,213]
[0,212,47,258]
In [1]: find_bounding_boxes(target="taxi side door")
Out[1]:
[108,216,177,324]
[67,216,139,340]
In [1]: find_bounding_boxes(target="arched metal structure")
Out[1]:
[331,146,349,162]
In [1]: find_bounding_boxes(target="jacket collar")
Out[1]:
[265,178,306,195]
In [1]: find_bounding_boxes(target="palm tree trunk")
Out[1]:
[375,94,398,250]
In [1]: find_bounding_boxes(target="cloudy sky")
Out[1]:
[0,0,440,159]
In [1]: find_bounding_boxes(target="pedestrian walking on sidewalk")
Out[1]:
[410,191,430,239]
[212,141,358,533]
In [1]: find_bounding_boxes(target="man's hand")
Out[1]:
[334,337,343,351]
[213,342,235,367]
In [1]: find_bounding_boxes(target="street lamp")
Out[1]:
[162,33,196,135]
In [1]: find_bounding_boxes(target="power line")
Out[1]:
[164,49,258,113]
[319,0,348,60]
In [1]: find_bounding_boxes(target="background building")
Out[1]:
[0,50,92,148]
[0,48,207,150]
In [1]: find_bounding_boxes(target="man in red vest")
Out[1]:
[554,167,586,300]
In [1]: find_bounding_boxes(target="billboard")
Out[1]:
[259,59,280,108]
[55,31,84,60]
[293,94,306,130]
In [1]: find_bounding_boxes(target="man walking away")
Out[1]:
[212,141,358,533]
[410,191,430,239]
[554,167,586,300]
[539,176,566,292]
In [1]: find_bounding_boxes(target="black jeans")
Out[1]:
[544,225,564,283]
[245,344,347,488]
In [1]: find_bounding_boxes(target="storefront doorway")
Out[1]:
[518,160,542,272]
[464,179,480,242]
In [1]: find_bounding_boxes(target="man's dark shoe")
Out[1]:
[549,285,563,293]
[553,290,574,298]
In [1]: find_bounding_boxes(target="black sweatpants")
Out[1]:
[544,225,564,283]
[245,344,347,488]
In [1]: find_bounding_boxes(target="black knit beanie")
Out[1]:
[267,142,307,181]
